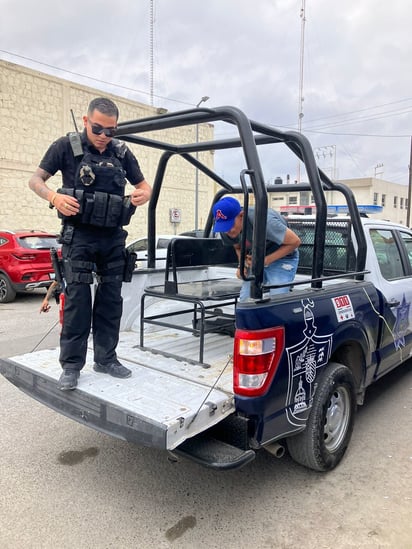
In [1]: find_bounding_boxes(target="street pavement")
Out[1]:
[0,291,411,548]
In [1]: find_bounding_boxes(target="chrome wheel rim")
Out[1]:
[324,386,351,452]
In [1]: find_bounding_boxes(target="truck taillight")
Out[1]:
[234,327,284,396]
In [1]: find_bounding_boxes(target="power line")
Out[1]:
[0,49,193,107]
[213,122,410,139]
[304,129,411,138]
[304,106,412,132]
[4,49,409,139]
[302,97,412,125]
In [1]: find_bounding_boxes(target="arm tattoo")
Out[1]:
[37,183,50,199]
[29,169,52,200]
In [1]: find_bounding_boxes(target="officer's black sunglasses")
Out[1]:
[88,119,117,138]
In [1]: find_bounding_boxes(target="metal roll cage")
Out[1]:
[116,106,366,299]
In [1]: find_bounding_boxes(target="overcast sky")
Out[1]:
[1,0,412,185]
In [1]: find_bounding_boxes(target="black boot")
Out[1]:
[58,369,80,391]
[93,361,131,378]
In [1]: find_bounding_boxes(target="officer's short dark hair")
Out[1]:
[88,97,119,119]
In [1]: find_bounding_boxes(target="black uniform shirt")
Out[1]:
[39,130,145,188]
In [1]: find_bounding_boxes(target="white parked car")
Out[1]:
[126,234,192,268]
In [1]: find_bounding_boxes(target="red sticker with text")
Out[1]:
[332,294,355,322]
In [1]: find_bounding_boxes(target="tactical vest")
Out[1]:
[57,137,136,228]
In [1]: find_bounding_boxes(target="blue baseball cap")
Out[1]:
[212,197,242,232]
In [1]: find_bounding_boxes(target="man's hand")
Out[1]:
[131,180,151,206]
[55,194,80,216]
[236,255,251,279]
[28,167,80,216]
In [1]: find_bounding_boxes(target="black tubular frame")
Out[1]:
[116,106,367,299]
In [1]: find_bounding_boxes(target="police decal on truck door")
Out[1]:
[285,298,333,427]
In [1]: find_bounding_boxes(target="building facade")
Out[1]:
[0,60,214,242]
[271,176,409,225]
[333,177,409,225]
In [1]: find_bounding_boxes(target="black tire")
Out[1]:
[0,273,17,303]
[287,361,356,472]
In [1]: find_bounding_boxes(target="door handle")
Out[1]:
[388,300,400,308]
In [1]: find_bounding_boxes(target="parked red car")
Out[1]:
[0,230,61,303]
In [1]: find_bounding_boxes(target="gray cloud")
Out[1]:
[1,0,411,184]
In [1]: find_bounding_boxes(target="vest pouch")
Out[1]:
[120,195,137,226]
[82,192,95,224]
[89,191,109,226]
[56,188,83,223]
[105,194,123,227]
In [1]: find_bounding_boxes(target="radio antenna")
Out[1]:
[70,109,79,133]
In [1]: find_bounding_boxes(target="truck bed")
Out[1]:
[0,329,236,451]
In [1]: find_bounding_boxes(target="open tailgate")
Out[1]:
[0,332,235,451]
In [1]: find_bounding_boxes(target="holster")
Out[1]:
[123,249,137,282]
[121,195,137,226]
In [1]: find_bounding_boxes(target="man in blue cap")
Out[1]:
[212,196,300,301]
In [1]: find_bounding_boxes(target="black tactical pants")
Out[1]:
[59,225,127,371]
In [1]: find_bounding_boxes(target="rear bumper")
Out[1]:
[23,280,54,291]
[11,280,54,292]
[173,433,255,470]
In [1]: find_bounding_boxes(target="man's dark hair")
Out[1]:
[87,97,119,119]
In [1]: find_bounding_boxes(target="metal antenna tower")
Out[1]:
[297,0,306,182]
[149,0,154,106]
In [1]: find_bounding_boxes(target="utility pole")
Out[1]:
[314,145,337,180]
[296,0,306,183]
[194,96,210,230]
[407,136,412,227]
[374,163,384,178]
[149,0,154,106]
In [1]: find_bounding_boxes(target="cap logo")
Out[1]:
[215,209,227,220]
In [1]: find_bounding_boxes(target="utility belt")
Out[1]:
[57,231,137,285]
[61,250,137,285]
[56,188,136,227]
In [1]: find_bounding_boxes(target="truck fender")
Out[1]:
[330,321,372,402]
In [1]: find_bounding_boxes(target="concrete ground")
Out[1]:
[0,291,411,549]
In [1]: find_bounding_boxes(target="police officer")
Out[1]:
[29,97,151,390]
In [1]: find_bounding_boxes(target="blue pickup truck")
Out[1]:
[1,106,411,472]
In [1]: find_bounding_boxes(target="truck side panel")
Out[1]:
[233,280,381,446]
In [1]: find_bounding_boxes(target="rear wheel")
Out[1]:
[287,361,356,471]
[0,273,16,303]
